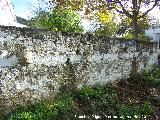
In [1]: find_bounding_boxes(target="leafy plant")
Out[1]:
[28,8,84,33]
[137,65,160,86]
[117,101,154,120]
[74,85,118,116]
[4,72,159,120]
[7,92,80,120]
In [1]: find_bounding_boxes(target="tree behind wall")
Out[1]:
[107,0,160,39]
[93,12,120,37]
[117,14,151,40]
[28,8,84,33]
[50,0,160,39]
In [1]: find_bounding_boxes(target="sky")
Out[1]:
[12,0,91,30]
[12,0,40,19]
[12,0,160,30]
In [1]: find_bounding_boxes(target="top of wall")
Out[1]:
[0,25,158,46]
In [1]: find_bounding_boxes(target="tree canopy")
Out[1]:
[117,14,151,40]
[107,0,160,39]
[28,8,84,33]
[91,12,119,37]
[50,0,160,39]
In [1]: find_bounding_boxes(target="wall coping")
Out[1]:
[0,25,158,45]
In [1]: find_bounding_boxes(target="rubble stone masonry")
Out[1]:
[0,25,158,113]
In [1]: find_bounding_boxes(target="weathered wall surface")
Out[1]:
[0,25,158,112]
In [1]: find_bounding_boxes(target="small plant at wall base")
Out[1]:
[7,93,79,120]
[136,65,160,86]
[116,101,154,119]
[5,84,156,120]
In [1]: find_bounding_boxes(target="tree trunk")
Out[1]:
[133,18,139,39]
[132,0,139,39]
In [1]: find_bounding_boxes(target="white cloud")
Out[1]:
[15,10,34,20]
[13,0,49,19]
[149,7,160,20]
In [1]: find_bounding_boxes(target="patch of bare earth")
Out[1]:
[115,78,160,119]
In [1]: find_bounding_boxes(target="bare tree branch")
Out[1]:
[137,0,143,13]
[115,9,124,14]
[139,2,158,19]
[117,0,133,18]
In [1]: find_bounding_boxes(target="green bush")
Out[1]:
[73,85,118,116]
[75,84,117,100]
[138,65,160,86]
[4,77,158,120]
[117,101,154,120]
[7,93,80,120]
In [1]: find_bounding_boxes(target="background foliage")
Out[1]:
[28,8,84,33]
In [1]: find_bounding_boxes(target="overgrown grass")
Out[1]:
[7,93,80,120]
[138,65,160,86]
[1,65,160,120]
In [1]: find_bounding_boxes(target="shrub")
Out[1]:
[5,78,158,120]
[116,101,154,120]
[138,65,160,86]
[7,93,80,120]
[73,85,118,116]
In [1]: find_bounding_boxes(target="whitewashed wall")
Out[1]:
[0,25,158,113]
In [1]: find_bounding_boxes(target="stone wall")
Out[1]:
[0,25,158,113]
